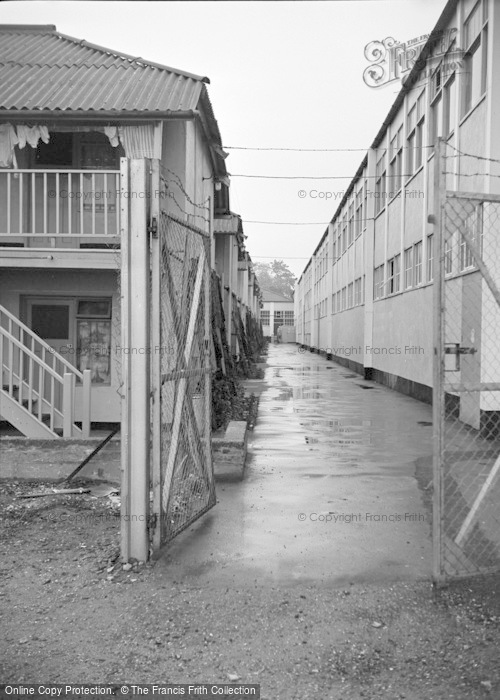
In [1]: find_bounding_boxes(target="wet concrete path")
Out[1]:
[157,344,433,586]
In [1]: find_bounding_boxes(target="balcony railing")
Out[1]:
[0,169,120,240]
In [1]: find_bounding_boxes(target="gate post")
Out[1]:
[432,138,446,584]
[121,158,150,563]
[150,159,162,555]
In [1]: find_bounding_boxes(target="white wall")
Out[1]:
[0,268,121,422]
[294,0,500,414]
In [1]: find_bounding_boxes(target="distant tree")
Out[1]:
[253,260,296,299]
[253,262,274,291]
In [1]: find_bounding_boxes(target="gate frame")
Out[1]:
[432,138,446,585]
[432,139,500,584]
[120,158,151,564]
[149,164,214,554]
[151,159,162,555]
[120,157,215,562]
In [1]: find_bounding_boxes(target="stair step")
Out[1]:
[40,415,76,437]
[3,387,79,438]
[3,384,19,393]
[21,398,38,408]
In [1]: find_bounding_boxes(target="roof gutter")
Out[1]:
[371,0,458,150]
[0,110,198,122]
[303,154,368,268]
[298,0,459,281]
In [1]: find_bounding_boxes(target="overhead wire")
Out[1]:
[230,173,418,180]
[223,144,436,152]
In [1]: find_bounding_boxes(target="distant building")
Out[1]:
[0,24,261,437]
[295,0,500,432]
[261,289,294,340]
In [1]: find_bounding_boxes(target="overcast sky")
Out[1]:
[1,1,448,277]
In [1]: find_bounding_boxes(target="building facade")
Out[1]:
[295,0,500,429]
[214,213,261,358]
[261,289,295,340]
[0,24,260,437]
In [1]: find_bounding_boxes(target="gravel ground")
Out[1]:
[1,480,499,700]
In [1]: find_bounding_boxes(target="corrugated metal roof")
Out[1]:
[261,289,293,303]
[0,24,208,113]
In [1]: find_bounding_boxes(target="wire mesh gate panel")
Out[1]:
[153,209,215,548]
[434,190,500,581]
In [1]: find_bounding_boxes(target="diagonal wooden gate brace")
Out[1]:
[161,249,206,505]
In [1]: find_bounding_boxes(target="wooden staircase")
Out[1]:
[0,304,91,438]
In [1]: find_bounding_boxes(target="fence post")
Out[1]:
[120,158,131,564]
[62,372,74,438]
[81,369,91,438]
[126,158,151,563]
[150,159,162,555]
[205,211,213,469]
[432,138,446,585]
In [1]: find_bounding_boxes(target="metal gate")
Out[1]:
[433,152,500,581]
[151,166,215,551]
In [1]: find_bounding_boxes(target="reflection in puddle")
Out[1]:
[293,388,323,399]
[272,387,293,401]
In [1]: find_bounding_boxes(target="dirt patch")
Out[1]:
[1,480,500,699]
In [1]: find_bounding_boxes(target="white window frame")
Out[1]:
[404,247,414,289]
[461,0,488,118]
[414,241,423,285]
[375,151,387,215]
[427,234,434,282]
[389,126,403,197]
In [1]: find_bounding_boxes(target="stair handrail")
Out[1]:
[0,303,91,438]
[0,304,83,379]
[0,326,73,384]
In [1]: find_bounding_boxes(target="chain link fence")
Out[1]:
[435,190,500,580]
[156,205,215,545]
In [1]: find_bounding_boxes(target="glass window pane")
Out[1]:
[471,42,483,104]
[444,76,456,136]
[77,319,111,383]
[77,299,111,317]
[465,2,481,48]
[31,305,69,339]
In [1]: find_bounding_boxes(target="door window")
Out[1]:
[31,304,70,339]
[76,298,112,384]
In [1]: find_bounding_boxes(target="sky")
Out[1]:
[0,0,449,278]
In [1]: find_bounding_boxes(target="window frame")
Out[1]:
[389,126,403,197]
[375,151,387,216]
[406,90,426,179]
[373,264,385,300]
[426,234,434,282]
[387,254,401,295]
[414,241,423,285]
[404,247,414,289]
[355,188,364,238]
[348,202,354,246]
[461,0,488,118]
[347,282,354,309]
